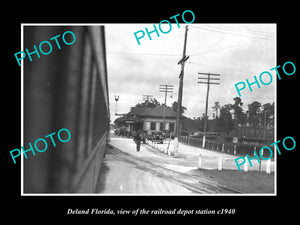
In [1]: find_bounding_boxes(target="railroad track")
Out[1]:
[106,144,242,194]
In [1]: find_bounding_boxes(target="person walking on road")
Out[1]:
[133,132,141,152]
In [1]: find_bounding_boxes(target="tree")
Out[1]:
[246,101,262,136]
[182,117,203,133]
[232,97,246,126]
[114,116,125,126]
[247,101,262,127]
[261,102,274,128]
[217,104,235,134]
[135,98,160,108]
[171,101,187,114]
[211,101,220,118]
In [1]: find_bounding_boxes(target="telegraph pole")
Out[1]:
[142,95,153,107]
[174,25,189,155]
[142,95,153,101]
[198,72,220,148]
[159,84,173,131]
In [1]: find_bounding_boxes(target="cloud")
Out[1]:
[106,23,276,122]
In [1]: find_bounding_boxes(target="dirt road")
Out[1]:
[96,137,240,195]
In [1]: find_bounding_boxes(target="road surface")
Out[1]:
[96,137,241,195]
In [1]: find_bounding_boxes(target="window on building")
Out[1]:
[160,122,164,131]
[150,122,156,130]
[169,123,175,132]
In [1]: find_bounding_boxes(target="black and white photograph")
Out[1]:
[4,6,298,221]
[21,23,276,195]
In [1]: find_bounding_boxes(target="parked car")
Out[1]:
[152,131,164,144]
[146,131,164,144]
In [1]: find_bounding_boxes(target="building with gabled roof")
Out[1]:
[125,105,178,134]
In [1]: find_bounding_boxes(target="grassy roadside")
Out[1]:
[189,169,275,194]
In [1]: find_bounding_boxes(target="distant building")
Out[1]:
[124,105,178,134]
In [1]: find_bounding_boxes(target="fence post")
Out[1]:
[222,143,224,152]
[198,155,203,169]
[218,156,222,171]
[244,158,248,172]
[168,148,172,156]
[266,159,271,174]
[234,144,237,155]
[164,147,168,154]
[172,146,176,157]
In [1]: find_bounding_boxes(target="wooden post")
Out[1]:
[266,159,271,174]
[218,156,222,171]
[198,155,203,169]
[244,158,248,172]
[174,25,189,155]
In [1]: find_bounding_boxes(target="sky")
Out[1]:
[105,23,276,123]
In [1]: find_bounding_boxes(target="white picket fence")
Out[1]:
[145,139,176,156]
[145,139,273,173]
[197,155,272,173]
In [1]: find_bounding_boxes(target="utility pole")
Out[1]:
[174,25,189,155]
[142,95,153,107]
[142,95,153,101]
[198,72,220,148]
[159,84,173,132]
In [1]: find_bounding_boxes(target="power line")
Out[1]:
[108,42,252,60]
[107,52,181,57]
[190,25,272,39]
[206,24,275,36]
[189,25,274,40]
[187,61,257,74]
[107,51,182,67]
[203,24,275,37]
[189,40,252,56]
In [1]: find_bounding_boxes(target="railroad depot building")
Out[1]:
[124,105,178,134]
